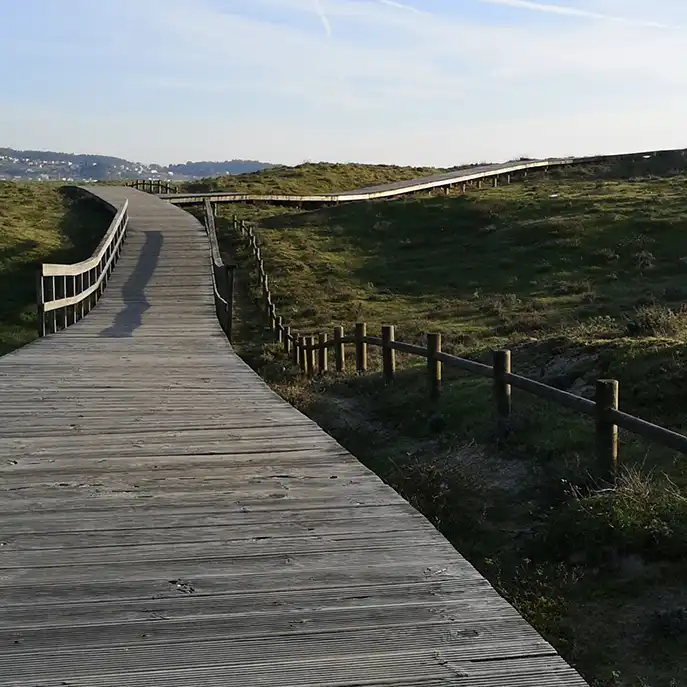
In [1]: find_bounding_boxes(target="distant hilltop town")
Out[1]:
[0,147,276,182]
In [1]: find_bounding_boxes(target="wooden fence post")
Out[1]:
[355,322,367,373]
[306,336,316,377]
[264,288,271,317]
[276,316,283,344]
[293,332,300,366]
[427,333,441,399]
[36,270,45,337]
[298,336,307,373]
[224,265,235,341]
[596,379,619,483]
[334,326,345,372]
[318,333,328,373]
[381,325,395,382]
[268,303,277,331]
[493,349,512,435]
[283,325,292,355]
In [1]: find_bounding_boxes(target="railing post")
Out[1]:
[276,316,284,344]
[334,326,345,372]
[381,325,395,383]
[283,325,292,355]
[318,333,328,373]
[268,303,277,331]
[61,276,68,329]
[293,332,301,367]
[224,264,235,341]
[427,333,441,400]
[264,291,272,322]
[298,335,306,374]
[306,336,316,377]
[355,322,367,373]
[75,273,84,321]
[493,349,512,435]
[596,380,619,483]
[83,270,91,315]
[35,270,45,337]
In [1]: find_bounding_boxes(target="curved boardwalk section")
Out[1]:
[0,188,587,685]
[166,158,570,206]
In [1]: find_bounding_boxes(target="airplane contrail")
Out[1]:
[478,0,672,29]
[314,0,332,38]
[376,0,424,14]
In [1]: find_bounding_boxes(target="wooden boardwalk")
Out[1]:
[0,188,588,686]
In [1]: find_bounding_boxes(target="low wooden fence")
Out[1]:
[231,215,687,484]
[36,198,129,335]
[127,179,178,194]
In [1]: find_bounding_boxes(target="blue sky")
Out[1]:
[1,0,685,165]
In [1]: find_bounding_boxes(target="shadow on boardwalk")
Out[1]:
[99,231,163,337]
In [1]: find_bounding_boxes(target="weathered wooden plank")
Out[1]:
[0,502,410,535]
[0,578,501,629]
[2,556,478,607]
[2,516,424,551]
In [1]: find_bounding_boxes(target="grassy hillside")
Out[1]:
[217,166,687,687]
[180,161,448,194]
[0,182,112,354]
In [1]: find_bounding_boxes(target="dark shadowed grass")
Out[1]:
[0,182,112,354]
[217,165,687,687]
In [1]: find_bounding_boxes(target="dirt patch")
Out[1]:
[323,392,533,497]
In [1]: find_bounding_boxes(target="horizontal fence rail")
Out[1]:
[36,196,129,336]
[202,200,236,340]
[232,215,687,485]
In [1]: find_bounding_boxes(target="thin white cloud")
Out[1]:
[376,0,424,14]
[478,0,674,29]
[314,0,332,38]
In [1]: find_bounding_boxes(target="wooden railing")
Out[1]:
[202,200,236,340]
[232,215,687,483]
[127,179,178,194]
[36,198,129,336]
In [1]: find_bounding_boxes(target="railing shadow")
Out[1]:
[98,231,163,337]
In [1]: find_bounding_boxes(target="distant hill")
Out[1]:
[0,147,277,182]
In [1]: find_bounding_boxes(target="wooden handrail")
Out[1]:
[42,200,128,279]
[126,179,178,194]
[234,214,687,483]
[37,196,129,336]
[202,199,235,340]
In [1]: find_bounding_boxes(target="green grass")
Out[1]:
[216,163,687,687]
[180,161,448,194]
[0,182,112,354]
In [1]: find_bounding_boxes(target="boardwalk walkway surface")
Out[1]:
[0,188,588,685]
